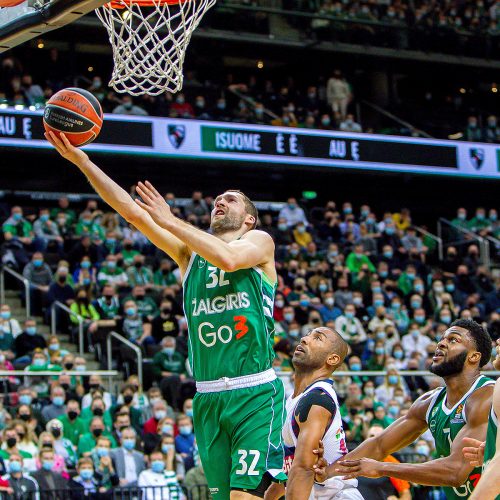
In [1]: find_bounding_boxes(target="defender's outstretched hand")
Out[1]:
[135,181,175,229]
[335,458,384,480]
[462,437,485,467]
[45,131,89,166]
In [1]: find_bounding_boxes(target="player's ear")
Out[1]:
[245,213,256,229]
[327,353,341,368]
[468,351,481,365]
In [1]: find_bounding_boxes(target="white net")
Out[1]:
[96,0,216,96]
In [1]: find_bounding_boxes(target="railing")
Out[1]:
[438,218,490,269]
[107,331,143,388]
[51,300,84,356]
[414,225,444,261]
[0,265,31,318]
[277,370,500,377]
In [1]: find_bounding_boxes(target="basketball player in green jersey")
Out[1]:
[461,339,500,500]
[312,319,494,500]
[45,132,286,500]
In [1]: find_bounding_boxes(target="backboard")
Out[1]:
[0,0,106,52]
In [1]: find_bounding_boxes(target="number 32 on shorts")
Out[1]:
[236,450,260,476]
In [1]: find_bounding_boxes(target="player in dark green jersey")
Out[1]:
[312,319,494,500]
[46,132,286,500]
[462,339,500,500]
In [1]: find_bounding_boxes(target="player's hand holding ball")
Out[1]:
[45,131,89,168]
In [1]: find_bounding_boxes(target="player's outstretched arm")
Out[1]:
[469,381,500,500]
[45,132,189,269]
[135,180,275,273]
[287,405,333,500]
[333,385,492,487]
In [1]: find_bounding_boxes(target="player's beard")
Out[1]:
[429,351,468,377]
[210,211,246,234]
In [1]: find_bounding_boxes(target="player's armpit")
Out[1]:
[286,405,332,500]
[129,210,190,271]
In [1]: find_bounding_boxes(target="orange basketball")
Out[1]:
[0,1,26,6]
[43,88,103,147]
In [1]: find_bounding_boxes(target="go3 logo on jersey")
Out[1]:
[198,316,249,347]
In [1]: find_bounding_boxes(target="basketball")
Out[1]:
[43,88,103,147]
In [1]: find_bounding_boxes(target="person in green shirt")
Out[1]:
[58,400,87,447]
[81,397,113,431]
[103,231,121,256]
[346,244,376,274]
[77,416,117,457]
[397,264,417,296]
[0,426,33,460]
[50,196,77,227]
[97,255,128,288]
[126,255,154,288]
[2,206,34,245]
[121,239,140,267]
[153,259,178,287]
[123,286,158,320]
[75,211,105,240]
[153,337,189,411]
[93,285,121,320]
[70,289,100,337]
[469,207,490,232]
[371,404,395,428]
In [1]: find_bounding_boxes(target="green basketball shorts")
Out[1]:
[193,376,287,499]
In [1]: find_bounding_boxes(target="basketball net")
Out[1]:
[96,0,216,96]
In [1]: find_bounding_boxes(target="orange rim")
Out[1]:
[108,0,187,7]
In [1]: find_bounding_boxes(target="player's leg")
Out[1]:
[192,392,232,499]
[226,379,287,498]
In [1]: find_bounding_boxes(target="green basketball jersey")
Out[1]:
[183,253,276,382]
[426,375,495,499]
[483,406,500,499]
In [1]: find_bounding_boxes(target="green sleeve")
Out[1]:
[345,254,355,272]
[152,352,164,377]
[89,304,101,321]
[69,303,81,324]
[77,434,92,456]
[2,223,15,235]
[23,221,33,236]
[363,255,376,272]
[176,353,187,375]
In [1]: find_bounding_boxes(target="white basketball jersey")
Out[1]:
[283,379,359,498]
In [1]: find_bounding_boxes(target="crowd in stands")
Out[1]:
[1,51,499,142]
[0,188,498,497]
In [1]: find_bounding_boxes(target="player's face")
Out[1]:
[430,326,473,377]
[210,192,247,234]
[292,329,334,369]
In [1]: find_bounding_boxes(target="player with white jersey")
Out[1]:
[265,327,364,500]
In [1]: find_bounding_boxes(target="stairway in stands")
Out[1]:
[4,289,101,373]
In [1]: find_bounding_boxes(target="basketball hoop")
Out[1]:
[96,0,215,96]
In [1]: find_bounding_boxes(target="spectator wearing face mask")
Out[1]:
[319,292,342,322]
[0,304,21,340]
[143,399,174,436]
[175,414,195,470]
[41,385,66,424]
[90,436,119,490]
[77,416,117,457]
[279,198,309,228]
[401,323,431,357]
[138,450,181,500]
[463,115,483,142]
[3,453,38,497]
[32,447,69,498]
[334,277,353,310]
[346,244,376,274]
[57,400,86,447]
[119,300,154,346]
[82,375,113,410]
[339,113,362,133]
[22,252,53,315]
[110,426,145,487]
[46,419,77,469]
[24,351,62,392]
[170,93,194,118]
[368,307,396,333]
[375,368,408,405]
[484,115,500,143]
[112,95,148,116]
[2,206,36,267]
[335,304,367,356]
[326,69,352,119]
[97,256,128,288]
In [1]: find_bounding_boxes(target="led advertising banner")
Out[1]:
[0,109,498,179]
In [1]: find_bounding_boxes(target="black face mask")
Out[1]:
[60,383,70,391]
[89,383,100,390]
[6,437,17,448]
[161,308,171,315]
[123,394,133,405]
[124,244,132,250]
[92,428,103,437]
[51,429,61,438]
[93,408,104,417]
[135,294,145,300]
[68,411,79,421]
[42,442,53,448]
[134,262,143,269]
[19,414,31,422]
[58,276,67,284]
[64,363,74,370]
